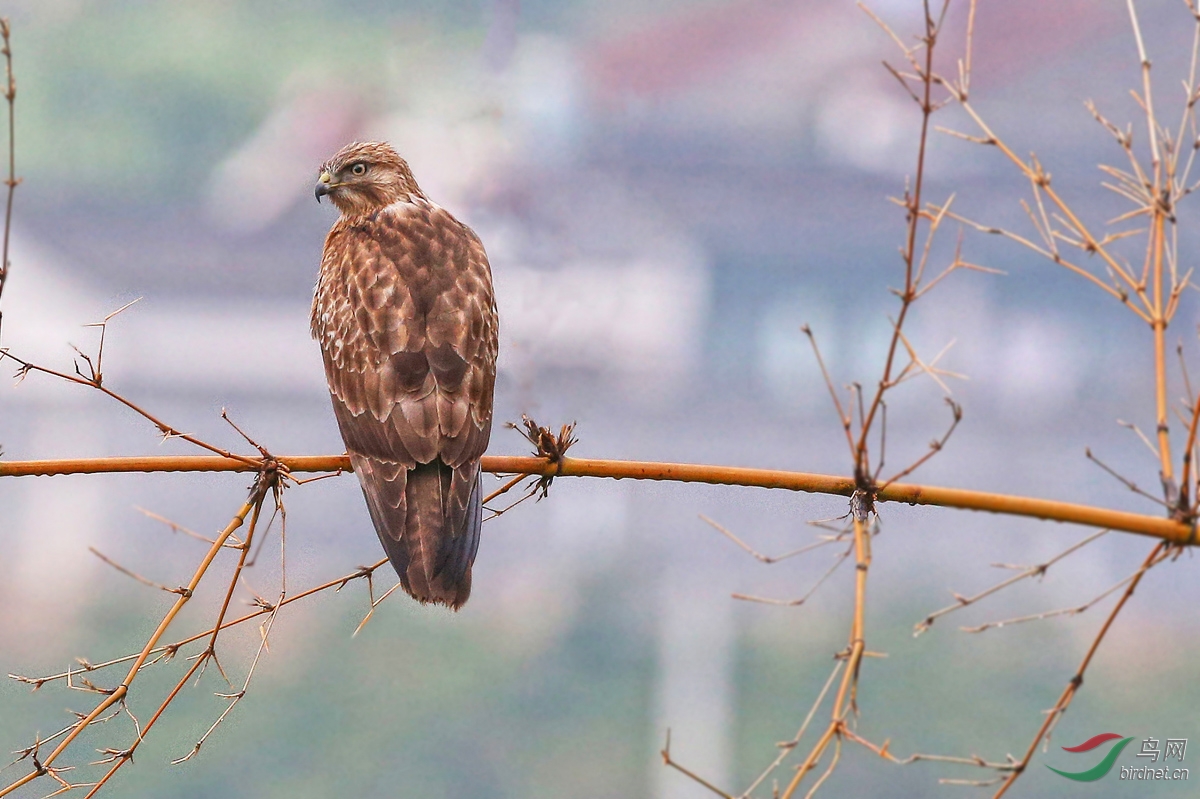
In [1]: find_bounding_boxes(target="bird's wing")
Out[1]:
[312,201,497,608]
[312,204,497,463]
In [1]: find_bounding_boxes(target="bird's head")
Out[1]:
[315,141,425,216]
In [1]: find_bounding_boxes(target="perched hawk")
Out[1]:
[311,141,498,610]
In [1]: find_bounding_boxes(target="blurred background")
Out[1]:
[2,0,1199,796]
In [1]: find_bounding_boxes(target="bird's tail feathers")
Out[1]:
[352,453,481,610]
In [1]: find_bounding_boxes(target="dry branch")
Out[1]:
[0,17,15,326]
[990,541,1170,797]
[0,484,270,798]
[914,529,1110,635]
[1,453,1193,543]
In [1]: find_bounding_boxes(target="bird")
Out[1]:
[311,141,498,610]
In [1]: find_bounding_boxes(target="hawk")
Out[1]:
[311,141,498,610]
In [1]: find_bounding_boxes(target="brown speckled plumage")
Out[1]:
[311,141,498,609]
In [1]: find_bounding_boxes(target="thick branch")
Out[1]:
[0,454,1193,543]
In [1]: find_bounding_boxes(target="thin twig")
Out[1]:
[700,514,845,564]
[0,485,269,798]
[89,547,189,596]
[914,529,1109,635]
[660,729,734,799]
[737,659,844,798]
[0,18,16,330]
[731,543,854,607]
[1085,448,1171,508]
[991,542,1168,797]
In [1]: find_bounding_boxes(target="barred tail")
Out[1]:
[351,454,482,610]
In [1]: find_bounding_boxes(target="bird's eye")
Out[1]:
[350,163,368,176]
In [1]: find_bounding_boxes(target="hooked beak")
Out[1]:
[315,171,334,202]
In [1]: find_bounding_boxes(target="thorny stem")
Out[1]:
[737,659,845,797]
[914,529,1109,635]
[934,3,1199,789]
[780,723,838,799]
[855,1,942,477]
[779,511,873,799]
[203,493,267,660]
[80,652,207,798]
[951,5,1186,503]
[953,100,1153,318]
[1,351,261,467]
[0,466,540,789]
[9,452,544,797]
[991,542,1168,798]
[0,487,268,798]
[12,558,393,692]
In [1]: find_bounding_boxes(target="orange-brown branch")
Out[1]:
[991,540,1168,798]
[1,454,1193,543]
[0,495,260,798]
[1151,211,1174,486]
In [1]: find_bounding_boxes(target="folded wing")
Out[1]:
[312,201,498,609]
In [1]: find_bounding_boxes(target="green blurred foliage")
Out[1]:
[0,570,657,798]
[11,2,491,200]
